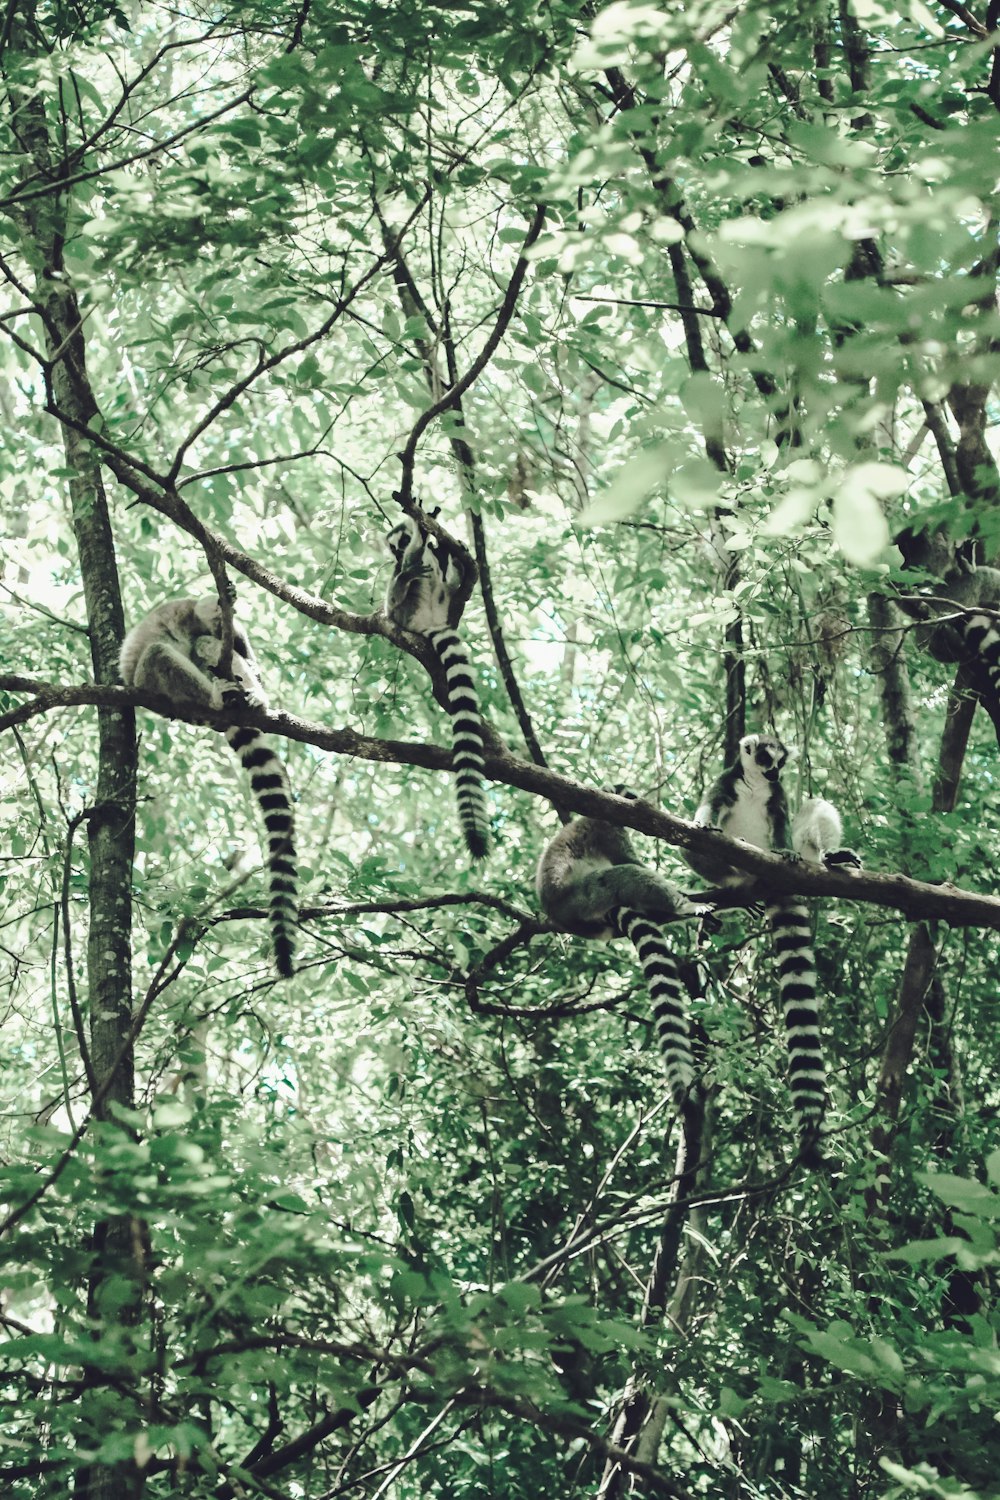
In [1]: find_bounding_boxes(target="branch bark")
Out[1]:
[4,677,1000,929]
[5,17,143,1497]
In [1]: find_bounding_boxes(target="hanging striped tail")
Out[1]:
[613,906,695,1108]
[766,899,825,1145]
[960,613,1000,699]
[226,726,298,978]
[428,627,490,860]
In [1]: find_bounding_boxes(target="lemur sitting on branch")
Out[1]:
[384,510,491,860]
[120,594,298,979]
[537,808,711,1109]
[686,734,858,1158]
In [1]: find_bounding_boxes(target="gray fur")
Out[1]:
[120,595,298,979]
[537,817,699,937]
[384,514,490,860]
[537,814,704,1107]
[793,797,862,872]
[895,527,1000,692]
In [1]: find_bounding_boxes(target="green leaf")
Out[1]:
[918,1171,1000,1219]
[577,443,676,525]
[886,1236,967,1265]
[831,463,899,565]
[152,1100,193,1129]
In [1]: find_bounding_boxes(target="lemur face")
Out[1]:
[739,733,788,780]
[386,518,418,563]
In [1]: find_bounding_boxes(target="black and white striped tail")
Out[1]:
[429,627,490,860]
[226,726,297,978]
[613,906,695,1108]
[960,613,1000,699]
[767,899,825,1143]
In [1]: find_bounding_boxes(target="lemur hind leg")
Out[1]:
[132,642,221,709]
[548,866,697,935]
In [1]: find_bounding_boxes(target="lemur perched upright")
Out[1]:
[384,511,490,860]
[537,811,710,1108]
[120,595,298,978]
[687,734,855,1152]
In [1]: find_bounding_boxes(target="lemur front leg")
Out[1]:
[195,635,267,710]
[132,641,221,709]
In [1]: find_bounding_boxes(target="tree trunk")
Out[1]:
[6,19,144,1498]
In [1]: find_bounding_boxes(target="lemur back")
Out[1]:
[120,596,298,979]
[895,526,1000,702]
[687,735,827,1147]
[537,815,706,1108]
[384,513,490,860]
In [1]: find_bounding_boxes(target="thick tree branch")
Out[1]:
[5,677,1000,929]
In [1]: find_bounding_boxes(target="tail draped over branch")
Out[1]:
[613,905,696,1108]
[766,899,825,1140]
[226,725,298,978]
[428,626,490,861]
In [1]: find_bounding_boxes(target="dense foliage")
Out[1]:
[1,2,998,1497]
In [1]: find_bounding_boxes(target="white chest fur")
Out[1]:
[723,775,774,851]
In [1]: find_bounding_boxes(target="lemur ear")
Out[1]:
[740,734,758,755]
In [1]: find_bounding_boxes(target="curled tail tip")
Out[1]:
[797,1129,827,1171]
[465,829,491,861]
[273,935,295,979]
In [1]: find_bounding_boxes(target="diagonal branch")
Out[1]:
[394,202,547,506]
[165,230,409,483]
[375,194,547,760]
[5,676,1000,929]
[470,510,548,767]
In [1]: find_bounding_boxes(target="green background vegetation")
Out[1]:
[0,2,998,1496]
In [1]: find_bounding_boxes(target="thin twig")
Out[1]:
[470,511,548,766]
[395,203,547,505]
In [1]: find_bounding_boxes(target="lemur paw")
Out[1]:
[824,847,863,873]
[778,848,802,864]
[196,636,223,668]
[696,909,722,937]
[220,684,262,710]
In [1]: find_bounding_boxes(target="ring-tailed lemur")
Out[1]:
[384,511,490,860]
[687,735,827,1147]
[120,595,298,978]
[792,797,862,871]
[895,526,1000,701]
[537,812,710,1108]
